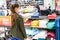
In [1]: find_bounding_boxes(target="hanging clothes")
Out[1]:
[0,10,5,16]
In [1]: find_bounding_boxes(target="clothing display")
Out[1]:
[40,10,51,16]
[32,12,39,16]
[38,38,46,40]
[0,36,21,40]
[25,27,40,36]
[31,20,39,27]
[24,19,32,26]
[55,16,60,27]
[32,30,47,39]
[46,19,55,29]
[55,16,60,40]
[23,6,36,13]
[0,10,5,16]
[48,13,57,19]
[39,19,48,28]
[46,37,55,40]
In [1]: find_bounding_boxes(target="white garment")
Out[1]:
[26,38,32,40]
[32,30,47,39]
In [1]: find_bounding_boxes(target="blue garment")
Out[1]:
[11,37,21,40]
[31,12,39,18]
[0,10,5,16]
[38,38,46,40]
[25,27,40,36]
[55,16,60,40]
[55,16,60,27]
[32,12,39,16]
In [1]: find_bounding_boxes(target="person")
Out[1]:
[9,3,27,40]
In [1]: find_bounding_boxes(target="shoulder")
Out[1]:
[9,13,17,19]
[18,15,23,19]
[9,13,14,16]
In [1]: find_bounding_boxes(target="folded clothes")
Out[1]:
[39,19,48,28]
[46,20,55,29]
[25,27,40,36]
[48,13,57,19]
[31,12,39,18]
[38,38,46,40]
[31,20,39,27]
[47,31,55,38]
[24,20,32,26]
[31,16,39,18]
[32,12,39,16]
[23,7,36,13]
[32,30,47,39]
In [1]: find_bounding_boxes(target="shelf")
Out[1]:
[29,16,47,20]
[48,18,56,19]
[23,16,56,20]
[29,18,40,20]
[25,26,40,28]
[0,30,10,35]
[0,26,11,28]
[25,26,55,30]
[39,16,47,19]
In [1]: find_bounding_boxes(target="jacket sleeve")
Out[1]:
[19,16,27,38]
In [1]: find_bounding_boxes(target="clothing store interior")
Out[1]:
[0,0,60,40]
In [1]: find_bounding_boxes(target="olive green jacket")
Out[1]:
[9,13,27,40]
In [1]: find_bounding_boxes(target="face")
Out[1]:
[14,7,20,13]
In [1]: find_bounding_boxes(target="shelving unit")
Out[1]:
[0,16,11,38]
[24,16,56,40]
[29,16,47,20]
[25,26,55,31]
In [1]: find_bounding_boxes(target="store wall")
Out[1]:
[44,0,55,10]
[56,0,60,11]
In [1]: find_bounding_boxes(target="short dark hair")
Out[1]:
[10,3,19,13]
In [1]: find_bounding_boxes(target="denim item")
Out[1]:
[11,37,21,40]
[0,10,5,16]
[31,16,39,18]
[55,17,60,40]
[32,12,39,16]
[31,12,39,18]
[56,27,60,40]
[55,16,60,27]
